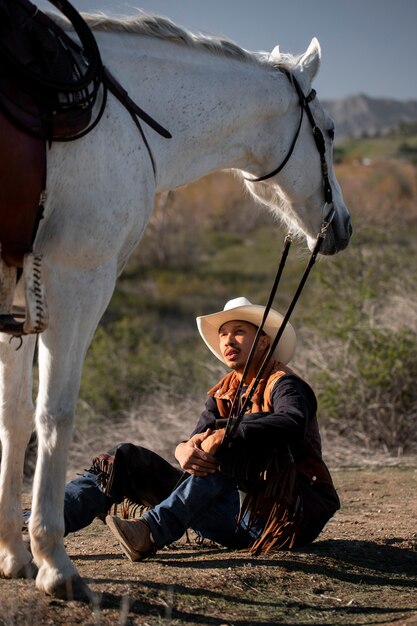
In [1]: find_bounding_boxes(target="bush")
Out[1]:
[313,326,417,454]
[79,316,207,416]
[398,142,417,164]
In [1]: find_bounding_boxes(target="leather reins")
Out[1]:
[223,71,336,443]
[223,210,334,443]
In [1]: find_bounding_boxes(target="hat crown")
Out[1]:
[223,297,252,311]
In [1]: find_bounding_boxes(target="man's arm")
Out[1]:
[229,375,317,446]
[176,394,226,474]
[188,395,219,438]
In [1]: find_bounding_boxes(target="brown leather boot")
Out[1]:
[105,516,157,562]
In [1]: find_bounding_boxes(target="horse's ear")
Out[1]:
[270,45,280,62]
[296,37,321,88]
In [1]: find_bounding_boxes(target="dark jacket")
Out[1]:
[192,360,340,551]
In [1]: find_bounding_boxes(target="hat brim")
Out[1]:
[196,304,296,365]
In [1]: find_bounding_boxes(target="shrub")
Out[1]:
[313,326,417,454]
[79,316,207,416]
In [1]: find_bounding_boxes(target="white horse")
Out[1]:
[0,12,351,596]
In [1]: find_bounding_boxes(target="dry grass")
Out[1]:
[376,292,417,333]
[68,395,200,479]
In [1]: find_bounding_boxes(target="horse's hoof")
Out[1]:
[0,554,37,580]
[49,574,93,602]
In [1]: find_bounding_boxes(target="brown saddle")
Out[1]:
[0,111,45,268]
[0,0,104,268]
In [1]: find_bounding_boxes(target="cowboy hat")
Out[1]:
[196,297,297,365]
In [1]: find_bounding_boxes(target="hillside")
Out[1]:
[323,94,417,141]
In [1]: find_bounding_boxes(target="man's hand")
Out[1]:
[175,429,220,476]
[200,428,225,456]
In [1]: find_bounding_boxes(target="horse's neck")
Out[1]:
[97,32,287,190]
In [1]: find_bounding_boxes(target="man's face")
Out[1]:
[218,320,269,374]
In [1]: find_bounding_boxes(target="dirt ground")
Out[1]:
[1,465,416,626]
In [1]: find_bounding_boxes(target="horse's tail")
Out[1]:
[0,251,48,336]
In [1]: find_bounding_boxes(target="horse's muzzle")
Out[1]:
[314,213,353,256]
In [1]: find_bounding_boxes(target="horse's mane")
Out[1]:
[48,11,301,72]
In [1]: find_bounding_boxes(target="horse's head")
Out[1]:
[243,38,352,255]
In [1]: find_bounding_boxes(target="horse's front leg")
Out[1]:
[0,334,37,578]
[29,265,117,597]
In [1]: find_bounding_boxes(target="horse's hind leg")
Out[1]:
[0,333,37,578]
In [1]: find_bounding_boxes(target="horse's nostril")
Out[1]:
[344,215,353,237]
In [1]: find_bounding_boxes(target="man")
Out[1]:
[25,297,339,559]
[103,296,340,559]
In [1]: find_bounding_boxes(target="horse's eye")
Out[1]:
[328,127,335,141]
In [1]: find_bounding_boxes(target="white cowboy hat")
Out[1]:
[196,297,297,365]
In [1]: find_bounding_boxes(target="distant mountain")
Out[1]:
[322,94,417,141]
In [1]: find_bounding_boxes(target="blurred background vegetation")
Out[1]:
[63,125,417,469]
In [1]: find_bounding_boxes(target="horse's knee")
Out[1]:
[35,405,75,434]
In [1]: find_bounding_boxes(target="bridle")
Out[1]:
[245,70,333,214]
[222,70,337,444]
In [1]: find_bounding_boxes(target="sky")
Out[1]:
[38,0,417,101]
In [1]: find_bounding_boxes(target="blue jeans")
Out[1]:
[22,471,116,536]
[142,471,255,550]
[24,449,257,547]
[63,471,253,548]
[63,471,115,535]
